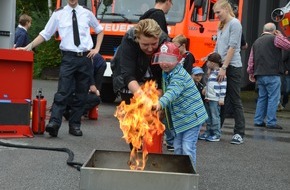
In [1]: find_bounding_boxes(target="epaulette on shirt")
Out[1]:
[54,7,63,12]
[81,5,91,11]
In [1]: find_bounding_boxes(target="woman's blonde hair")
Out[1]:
[213,0,235,30]
[172,34,188,46]
[134,19,162,42]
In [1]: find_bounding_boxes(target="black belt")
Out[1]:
[61,51,89,57]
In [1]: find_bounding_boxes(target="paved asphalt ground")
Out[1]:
[1,79,290,190]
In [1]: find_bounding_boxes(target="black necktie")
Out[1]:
[72,9,80,47]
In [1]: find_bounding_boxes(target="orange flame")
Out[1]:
[114,81,165,170]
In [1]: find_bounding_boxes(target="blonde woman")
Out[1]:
[111,18,169,104]
[213,0,245,145]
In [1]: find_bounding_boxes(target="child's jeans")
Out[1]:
[205,100,221,137]
[174,125,201,167]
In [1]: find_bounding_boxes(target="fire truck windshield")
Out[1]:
[59,0,186,23]
[97,0,185,23]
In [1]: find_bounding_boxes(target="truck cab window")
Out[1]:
[192,0,209,22]
[209,0,217,20]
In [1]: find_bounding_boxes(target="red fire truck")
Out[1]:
[56,0,244,102]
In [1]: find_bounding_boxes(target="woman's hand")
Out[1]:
[217,69,226,82]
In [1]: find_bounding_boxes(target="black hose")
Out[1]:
[0,140,83,171]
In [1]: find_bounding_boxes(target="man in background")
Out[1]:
[18,0,104,137]
[139,0,172,34]
[247,22,290,130]
[14,14,32,48]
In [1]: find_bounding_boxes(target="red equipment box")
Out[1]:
[0,49,34,138]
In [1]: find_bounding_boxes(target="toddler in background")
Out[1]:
[172,34,195,74]
[191,67,205,101]
[199,53,227,142]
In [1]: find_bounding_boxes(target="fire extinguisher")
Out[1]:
[32,89,47,134]
[88,105,98,120]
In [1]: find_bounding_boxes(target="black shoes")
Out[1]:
[45,123,60,137]
[167,145,174,151]
[254,122,283,129]
[254,122,266,127]
[46,123,83,137]
[266,125,283,130]
[69,126,83,136]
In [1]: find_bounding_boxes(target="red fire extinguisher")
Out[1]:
[32,89,47,134]
[88,105,98,120]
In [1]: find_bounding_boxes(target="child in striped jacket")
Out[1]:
[199,52,227,142]
[152,42,208,167]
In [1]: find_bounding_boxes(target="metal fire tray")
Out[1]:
[80,149,198,190]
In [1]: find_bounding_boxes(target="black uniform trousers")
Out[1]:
[49,52,92,128]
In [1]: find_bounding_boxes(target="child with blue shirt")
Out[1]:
[199,53,227,142]
[192,67,206,101]
[152,42,208,167]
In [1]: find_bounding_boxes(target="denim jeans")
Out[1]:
[254,75,281,126]
[220,66,245,137]
[174,125,201,167]
[205,101,221,137]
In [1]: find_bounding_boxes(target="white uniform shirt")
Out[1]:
[40,4,103,52]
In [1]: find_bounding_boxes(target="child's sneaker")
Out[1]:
[206,135,220,142]
[230,134,244,145]
[166,145,174,151]
[198,133,209,140]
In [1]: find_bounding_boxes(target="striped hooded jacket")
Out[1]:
[159,64,208,134]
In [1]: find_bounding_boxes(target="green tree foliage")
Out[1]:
[16,0,60,78]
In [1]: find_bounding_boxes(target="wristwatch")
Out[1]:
[221,66,227,70]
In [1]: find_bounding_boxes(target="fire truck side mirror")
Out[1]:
[103,0,113,7]
[199,26,205,33]
[271,2,290,23]
[271,8,286,22]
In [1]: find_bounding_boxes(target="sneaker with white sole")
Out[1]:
[198,133,209,140]
[206,135,220,142]
[231,134,244,145]
[166,145,174,151]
